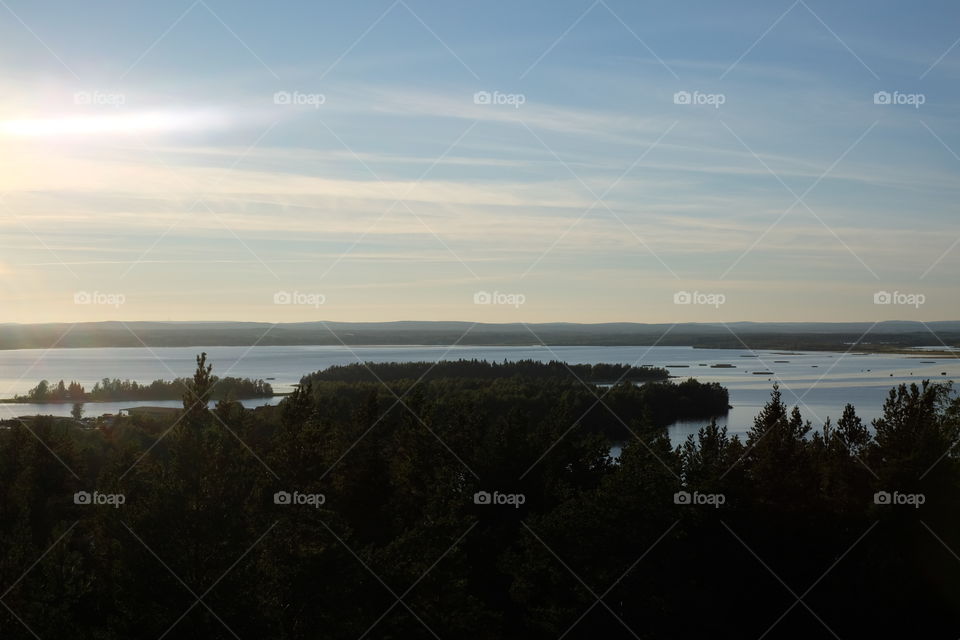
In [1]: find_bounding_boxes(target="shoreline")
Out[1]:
[0,343,955,356]
[0,392,291,406]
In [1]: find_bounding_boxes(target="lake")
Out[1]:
[1,345,957,442]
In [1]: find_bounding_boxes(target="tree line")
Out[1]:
[305,358,670,384]
[12,375,274,403]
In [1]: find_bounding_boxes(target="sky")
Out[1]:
[1,0,959,324]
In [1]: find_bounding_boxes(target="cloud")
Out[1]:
[0,108,239,138]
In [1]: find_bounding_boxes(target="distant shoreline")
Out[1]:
[0,320,958,353]
[0,342,956,357]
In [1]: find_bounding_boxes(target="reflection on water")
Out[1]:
[0,396,283,420]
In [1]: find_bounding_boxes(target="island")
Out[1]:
[4,376,274,404]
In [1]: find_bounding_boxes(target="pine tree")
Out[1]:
[181,352,214,430]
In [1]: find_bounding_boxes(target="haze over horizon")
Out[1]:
[2,0,959,327]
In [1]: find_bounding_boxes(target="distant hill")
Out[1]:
[0,320,958,351]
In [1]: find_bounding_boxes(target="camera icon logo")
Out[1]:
[673,291,692,305]
[873,491,891,505]
[74,91,92,105]
[274,91,292,105]
[673,91,692,105]
[274,291,292,305]
[473,291,492,304]
[74,491,92,505]
[873,91,891,105]
[473,91,492,105]
[673,491,692,505]
[873,291,892,305]
[74,291,92,305]
[473,491,492,505]
[274,491,292,505]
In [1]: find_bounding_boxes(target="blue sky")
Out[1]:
[1,0,959,323]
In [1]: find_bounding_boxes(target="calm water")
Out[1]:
[1,345,957,441]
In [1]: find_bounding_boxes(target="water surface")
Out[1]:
[1,345,956,441]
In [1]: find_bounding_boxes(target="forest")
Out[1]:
[0,353,957,638]
[304,358,670,384]
[9,375,274,403]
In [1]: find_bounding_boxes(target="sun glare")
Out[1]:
[0,109,223,137]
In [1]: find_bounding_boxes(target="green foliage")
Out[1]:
[305,358,669,384]
[0,357,957,638]
[15,372,274,404]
